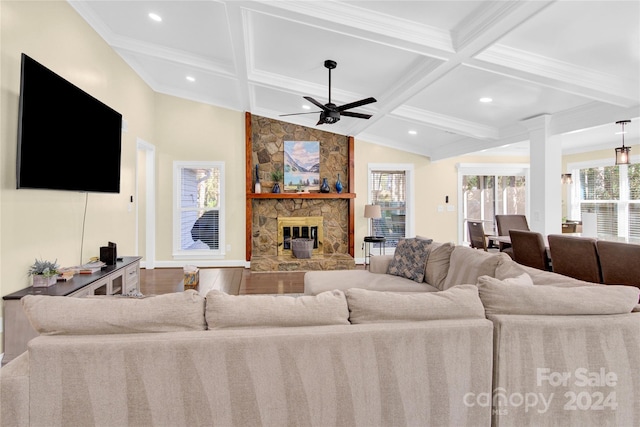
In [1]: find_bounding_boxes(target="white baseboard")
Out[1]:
[141,260,250,269]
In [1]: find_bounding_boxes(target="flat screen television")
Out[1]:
[17,53,122,193]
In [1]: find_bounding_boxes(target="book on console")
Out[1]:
[79,261,106,274]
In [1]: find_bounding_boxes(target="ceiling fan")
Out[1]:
[280,59,377,125]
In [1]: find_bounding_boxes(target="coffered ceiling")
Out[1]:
[69,0,640,160]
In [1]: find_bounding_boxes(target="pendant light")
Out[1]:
[615,120,631,165]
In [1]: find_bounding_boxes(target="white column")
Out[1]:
[521,115,562,235]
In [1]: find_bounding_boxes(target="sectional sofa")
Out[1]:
[1,240,639,427]
[305,240,640,426]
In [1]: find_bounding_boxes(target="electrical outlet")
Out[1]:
[226,244,231,252]
[447,205,455,212]
[437,205,444,213]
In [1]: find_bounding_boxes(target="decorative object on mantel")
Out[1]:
[320,178,330,193]
[335,174,343,194]
[29,258,60,287]
[615,120,631,165]
[284,141,320,192]
[254,165,261,193]
[270,167,283,193]
[561,173,573,184]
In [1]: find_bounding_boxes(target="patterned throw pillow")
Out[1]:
[387,238,432,283]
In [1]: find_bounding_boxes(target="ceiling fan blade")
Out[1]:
[304,96,329,111]
[336,97,377,112]
[279,111,321,117]
[340,111,372,120]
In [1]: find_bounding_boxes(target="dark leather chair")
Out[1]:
[597,240,640,289]
[495,215,530,258]
[509,229,552,271]
[468,221,488,251]
[547,234,602,283]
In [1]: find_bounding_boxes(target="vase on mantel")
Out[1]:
[335,174,343,194]
[254,165,261,193]
[320,178,330,193]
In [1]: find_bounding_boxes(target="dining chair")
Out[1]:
[547,234,602,283]
[596,240,640,289]
[495,215,530,258]
[467,221,488,251]
[509,229,552,271]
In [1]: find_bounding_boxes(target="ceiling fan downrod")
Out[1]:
[324,59,337,106]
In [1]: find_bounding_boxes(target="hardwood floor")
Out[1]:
[139,267,307,295]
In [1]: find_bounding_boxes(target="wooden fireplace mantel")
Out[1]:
[245,112,356,261]
[248,193,355,200]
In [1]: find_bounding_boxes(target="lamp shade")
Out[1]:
[614,120,631,165]
[364,204,381,219]
[615,146,631,165]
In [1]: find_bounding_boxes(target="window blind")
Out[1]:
[370,170,406,247]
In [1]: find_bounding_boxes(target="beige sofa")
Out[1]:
[304,240,640,426]
[3,241,639,427]
[1,288,494,427]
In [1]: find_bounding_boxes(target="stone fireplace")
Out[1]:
[246,113,356,271]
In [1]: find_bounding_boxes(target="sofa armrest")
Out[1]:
[0,351,30,426]
[487,313,640,426]
[369,255,393,274]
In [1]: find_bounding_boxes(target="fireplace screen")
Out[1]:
[277,216,323,256]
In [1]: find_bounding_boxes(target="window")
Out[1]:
[457,163,529,244]
[368,164,414,251]
[571,162,640,240]
[173,161,225,258]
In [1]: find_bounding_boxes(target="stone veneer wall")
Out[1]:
[251,115,350,257]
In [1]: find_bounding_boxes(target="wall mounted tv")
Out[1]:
[17,53,122,193]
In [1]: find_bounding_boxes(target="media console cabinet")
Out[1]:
[2,256,141,365]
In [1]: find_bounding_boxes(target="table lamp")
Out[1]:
[364,204,382,237]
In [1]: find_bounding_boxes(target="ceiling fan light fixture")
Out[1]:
[614,120,631,165]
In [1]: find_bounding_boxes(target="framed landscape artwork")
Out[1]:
[284,141,320,191]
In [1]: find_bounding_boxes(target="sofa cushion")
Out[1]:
[22,290,207,335]
[442,246,509,290]
[387,238,432,283]
[345,285,486,324]
[303,269,439,295]
[424,241,454,290]
[477,275,640,315]
[205,290,349,329]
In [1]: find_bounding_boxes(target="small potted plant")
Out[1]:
[29,258,60,287]
[271,167,284,193]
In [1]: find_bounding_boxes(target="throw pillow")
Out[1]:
[477,276,640,315]
[500,273,534,286]
[386,238,432,283]
[345,285,486,324]
[424,242,454,290]
[205,290,349,329]
[442,246,509,290]
[22,290,207,335]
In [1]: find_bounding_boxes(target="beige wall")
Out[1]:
[354,140,529,251]
[1,1,155,350]
[153,94,245,263]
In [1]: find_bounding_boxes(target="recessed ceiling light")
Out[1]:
[408,130,417,135]
[479,97,493,103]
[148,12,162,22]
[302,105,311,110]
[186,76,195,82]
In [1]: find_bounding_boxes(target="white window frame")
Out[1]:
[367,163,415,254]
[456,163,530,245]
[173,161,225,259]
[567,155,640,239]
